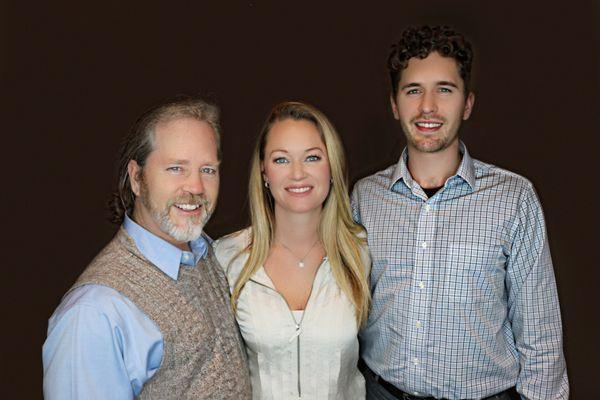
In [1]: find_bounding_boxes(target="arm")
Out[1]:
[42,285,163,400]
[506,186,569,400]
[350,184,362,224]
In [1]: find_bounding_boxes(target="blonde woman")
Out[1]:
[215,102,370,399]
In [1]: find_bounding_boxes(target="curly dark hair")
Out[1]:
[388,25,474,97]
[107,96,222,224]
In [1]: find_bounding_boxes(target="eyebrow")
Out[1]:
[400,81,460,91]
[168,159,190,165]
[437,80,459,89]
[400,83,421,91]
[167,159,220,166]
[269,147,325,156]
[304,147,324,153]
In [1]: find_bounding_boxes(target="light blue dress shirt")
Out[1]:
[352,143,568,399]
[42,215,209,400]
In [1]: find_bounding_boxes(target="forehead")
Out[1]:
[150,117,218,161]
[400,52,463,86]
[265,118,324,151]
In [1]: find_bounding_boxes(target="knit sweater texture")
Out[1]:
[70,229,252,399]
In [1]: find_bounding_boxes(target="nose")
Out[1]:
[183,173,205,195]
[291,161,307,180]
[419,91,437,115]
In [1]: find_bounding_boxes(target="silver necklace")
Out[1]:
[277,238,320,268]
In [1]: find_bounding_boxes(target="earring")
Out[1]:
[264,181,270,189]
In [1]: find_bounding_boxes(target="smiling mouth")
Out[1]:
[286,186,312,194]
[415,121,443,130]
[174,203,202,211]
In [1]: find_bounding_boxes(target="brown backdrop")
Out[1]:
[1,1,598,398]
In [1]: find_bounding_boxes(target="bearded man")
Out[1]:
[43,97,252,399]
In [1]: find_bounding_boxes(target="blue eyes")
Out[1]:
[405,87,453,95]
[201,167,218,175]
[273,155,322,164]
[166,166,218,175]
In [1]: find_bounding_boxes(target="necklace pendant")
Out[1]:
[298,261,305,268]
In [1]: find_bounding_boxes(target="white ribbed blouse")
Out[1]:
[214,228,369,400]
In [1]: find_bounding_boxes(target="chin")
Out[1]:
[161,217,207,243]
[289,204,324,215]
[410,136,449,152]
[169,227,205,243]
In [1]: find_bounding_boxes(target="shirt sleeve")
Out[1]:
[350,184,362,224]
[505,185,569,399]
[42,285,164,400]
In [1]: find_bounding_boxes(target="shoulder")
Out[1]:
[214,227,251,260]
[353,164,397,194]
[87,230,131,266]
[351,164,398,221]
[213,228,252,278]
[49,285,159,333]
[55,284,131,314]
[471,159,547,231]
[474,158,535,190]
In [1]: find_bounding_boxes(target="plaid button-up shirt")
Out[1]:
[351,143,568,399]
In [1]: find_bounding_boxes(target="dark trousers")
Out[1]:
[362,362,517,400]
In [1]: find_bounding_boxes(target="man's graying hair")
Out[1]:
[108,96,222,224]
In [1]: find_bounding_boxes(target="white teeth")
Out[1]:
[175,204,200,211]
[416,122,442,128]
[288,187,310,193]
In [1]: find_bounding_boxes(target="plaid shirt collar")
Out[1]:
[390,140,476,192]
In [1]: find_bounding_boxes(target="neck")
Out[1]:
[273,207,321,246]
[407,140,462,189]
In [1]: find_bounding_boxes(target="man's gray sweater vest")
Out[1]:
[70,229,252,399]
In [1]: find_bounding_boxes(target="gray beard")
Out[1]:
[139,177,211,243]
[154,206,209,243]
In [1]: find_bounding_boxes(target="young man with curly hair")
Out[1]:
[352,25,568,400]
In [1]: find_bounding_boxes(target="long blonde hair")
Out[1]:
[230,101,370,327]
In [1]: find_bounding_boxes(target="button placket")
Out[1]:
[410,200,437,382]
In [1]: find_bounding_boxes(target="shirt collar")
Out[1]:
[123,214,209,281]
[390,141,476,191]
[455,142,476,189]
